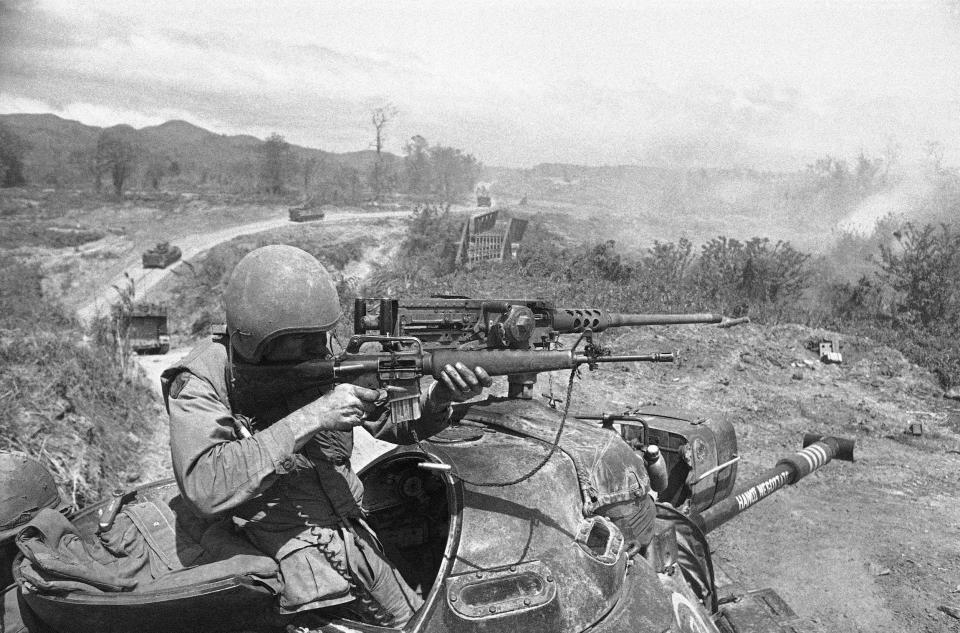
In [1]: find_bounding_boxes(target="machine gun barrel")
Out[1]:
[353,297,734,351]
[690,434,855,534]
[549,310,722,332]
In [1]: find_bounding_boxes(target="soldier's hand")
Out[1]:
[309,383,382,431]
[431,363,493,405]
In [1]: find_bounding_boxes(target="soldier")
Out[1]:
[161,245,491,627]
[0,452,72,633]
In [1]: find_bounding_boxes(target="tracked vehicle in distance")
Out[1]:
[12,298,854,633]
[141,242,182,269]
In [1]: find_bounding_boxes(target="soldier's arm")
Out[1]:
[169,374,375,518]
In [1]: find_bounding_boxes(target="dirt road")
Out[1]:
[76,208,407,325]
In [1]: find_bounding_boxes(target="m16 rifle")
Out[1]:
[354,296,746,398]
[232,334,674,427]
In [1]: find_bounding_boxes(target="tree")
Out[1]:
[403,135,431,196]
[300,155,321,193]
[259,133,290,194]
[879,223,960,328]
[144,159,169,190]
[429,144,481,202]
[369,105,397,201]
[95,130,138,196]
[0,123,29,187]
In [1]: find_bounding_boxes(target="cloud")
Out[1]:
[3,1,960,167]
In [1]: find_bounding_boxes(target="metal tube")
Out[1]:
[690,436,853,534]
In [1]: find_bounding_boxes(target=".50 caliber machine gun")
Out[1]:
[354,296,747,398]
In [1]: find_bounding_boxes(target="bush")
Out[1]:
[0,257,153,506]
[878,223,960,330]
[166,230,372,340]
[367,215,960,387]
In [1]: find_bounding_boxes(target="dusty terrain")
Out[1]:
[571,324,960,632]
[15,195,960,632]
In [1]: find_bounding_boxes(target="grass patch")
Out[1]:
[0,255,154,506]
[164,226,374,342]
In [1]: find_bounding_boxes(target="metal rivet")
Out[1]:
[476,572,483,579]
[523,599,531,606]
[546,576,554,582]
[489,607,496,613]
[450,596,457,602]
[509,565,516,572]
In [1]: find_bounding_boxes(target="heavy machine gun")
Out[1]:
[354,296,746,398]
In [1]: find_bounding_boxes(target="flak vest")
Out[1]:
[161,334,363,523]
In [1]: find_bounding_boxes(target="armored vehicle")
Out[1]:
[142,242,182,269]
[10,300,854,633]
[112,303,170,354]
[288,204,326,222]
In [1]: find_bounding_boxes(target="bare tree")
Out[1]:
[95,130,138,197]
[369,104,397,201]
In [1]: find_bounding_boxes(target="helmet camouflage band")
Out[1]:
[224,245,341,363]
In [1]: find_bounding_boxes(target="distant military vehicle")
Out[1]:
[141,242,181,269]
[288,203,326,222]
[112,303,170,354]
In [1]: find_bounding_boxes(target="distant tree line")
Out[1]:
[0,106,482,203]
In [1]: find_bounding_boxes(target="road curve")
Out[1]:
[76,209,406,325]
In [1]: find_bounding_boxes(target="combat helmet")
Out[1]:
[0,452,70,543]
[224,245,341,363]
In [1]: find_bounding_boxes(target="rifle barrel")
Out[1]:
[423,349,672,377]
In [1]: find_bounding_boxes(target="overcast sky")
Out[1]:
[2,0,960,169]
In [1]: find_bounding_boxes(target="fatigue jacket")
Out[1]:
[161,336,451,609]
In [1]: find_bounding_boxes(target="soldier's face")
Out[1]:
[262,332,329,363]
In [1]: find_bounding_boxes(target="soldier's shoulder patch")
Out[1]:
[169,372,192,399]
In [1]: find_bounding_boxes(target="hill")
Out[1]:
[0,113,391,194]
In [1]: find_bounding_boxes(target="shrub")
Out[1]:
[0,257,153,506]
[878,223,960,330]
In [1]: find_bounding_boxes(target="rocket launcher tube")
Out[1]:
[690,435,854,535]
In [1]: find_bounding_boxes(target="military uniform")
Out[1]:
[162,335,452,625]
